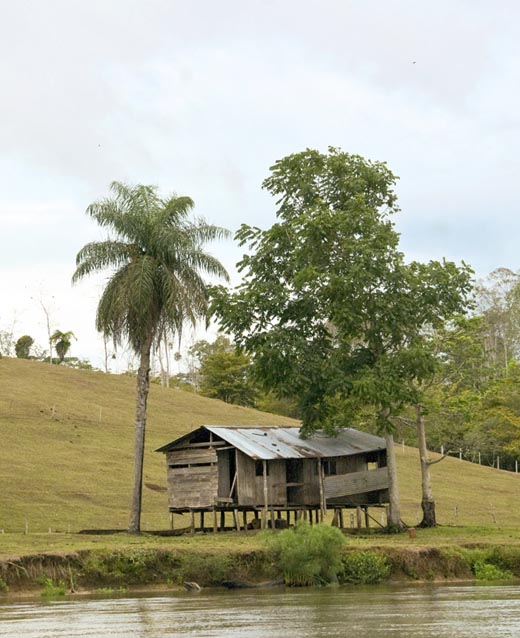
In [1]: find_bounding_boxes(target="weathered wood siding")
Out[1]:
[302,459,320,504]
[166,447,218,509]
[236,451,256,505]
[324,466,389,499]
[252,459,286,505]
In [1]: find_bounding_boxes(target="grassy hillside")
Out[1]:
[1,357,519,533]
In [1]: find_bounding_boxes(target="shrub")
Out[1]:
[264,522,346,586]
[473,561,513,581]
[340,551,391,584]
[40,578,66,598]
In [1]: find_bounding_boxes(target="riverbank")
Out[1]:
[2,526,520,595]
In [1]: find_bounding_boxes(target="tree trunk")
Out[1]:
[384,432,404,531]
[128,334,153,534]
[416,404,437,528]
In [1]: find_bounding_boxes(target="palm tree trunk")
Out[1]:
[416,404,437,527]
[128,334,153,534]
[384,432,404,531]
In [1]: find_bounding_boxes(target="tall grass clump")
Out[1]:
[340,551,391,584]
[264,522,345,586]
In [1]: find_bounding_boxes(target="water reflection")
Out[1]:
[1,584,520,637]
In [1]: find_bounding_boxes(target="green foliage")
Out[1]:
[263,522,346,586]
[340,551,391,584]
[212,148,473,436]
[0,577,8,593]
[473,561,513,581]
[190,336,258,406]
[15,335,34,359]
[40,578,66,597]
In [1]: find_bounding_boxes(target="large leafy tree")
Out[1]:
[212,147,472,530]
[73,181,230,533]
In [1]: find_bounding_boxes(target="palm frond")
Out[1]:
[72,241,134,283]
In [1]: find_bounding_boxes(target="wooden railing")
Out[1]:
[324,467,389,499]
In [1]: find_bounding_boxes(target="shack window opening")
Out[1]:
[323,460,337,476]
[169,462,214,469]
[255,461,269,476]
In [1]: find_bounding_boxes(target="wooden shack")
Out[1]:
[156,425,389,531]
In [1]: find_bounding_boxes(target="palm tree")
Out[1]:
[51,330,76,363]
[73,181,230,533]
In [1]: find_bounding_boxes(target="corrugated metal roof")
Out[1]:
[157,425,385,460]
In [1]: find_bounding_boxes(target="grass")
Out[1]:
[1,356,520,538]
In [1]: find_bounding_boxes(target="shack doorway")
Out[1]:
[286,459,303,504]
[217,448,237,503]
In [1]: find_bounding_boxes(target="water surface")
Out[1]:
[0,584,519,637]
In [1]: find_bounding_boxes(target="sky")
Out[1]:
[1,0,520,370]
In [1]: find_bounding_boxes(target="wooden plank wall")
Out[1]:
[302,459,320,504]
[166,448,218,509]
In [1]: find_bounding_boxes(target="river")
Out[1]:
[0,584,519,637]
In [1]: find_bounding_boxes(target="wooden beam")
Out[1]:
[318,460,325,521]
[262,460,269,529]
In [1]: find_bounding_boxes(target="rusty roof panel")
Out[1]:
[202,426,385,460]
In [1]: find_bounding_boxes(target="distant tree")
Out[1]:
[51,330,76,363]
[73,181,229,534]
[15,335,34,359]
[477,268,520,375]
[190,336,258,406]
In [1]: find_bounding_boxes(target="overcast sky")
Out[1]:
[1,0,519,369]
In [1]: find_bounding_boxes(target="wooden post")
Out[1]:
[270,507,275,529]
[364,507,370,529]
[200,511,205,532]
[220,510,225,531]
[262,460,268,529]
[318,460,325,521]
[339,508,344,529]
[169,511,174,530]
[190,510,195,534]
[356,506,362,531]
[233,509,240,531]
[213,507,218,534]
[243,510,248,530]
[286,510,290,525]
